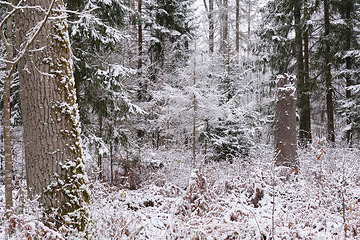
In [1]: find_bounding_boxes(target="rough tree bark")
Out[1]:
[275,75,298,169]
[15,0,89,230]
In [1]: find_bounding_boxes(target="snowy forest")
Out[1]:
[0,0,359,239]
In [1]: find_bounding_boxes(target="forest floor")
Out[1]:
[1,143,360,239]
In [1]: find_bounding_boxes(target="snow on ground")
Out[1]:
[1,143,360,239]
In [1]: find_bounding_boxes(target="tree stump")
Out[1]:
[274,74,298,169]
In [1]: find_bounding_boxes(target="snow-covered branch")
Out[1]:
[0,0,24,52]
[0,0,56,81]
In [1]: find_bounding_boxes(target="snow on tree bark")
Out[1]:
[14,0,89,230]
[274,75,298,169]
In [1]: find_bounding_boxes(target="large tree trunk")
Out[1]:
[15,0,89,230]
[4,0,13,211]
[275,75,298,169]
[324,0,335,142]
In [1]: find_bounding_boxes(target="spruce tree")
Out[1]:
[332,0,360,143]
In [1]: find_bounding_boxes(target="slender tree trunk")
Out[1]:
[219,0,227,54]
[209,0,214,53]
[130,0,136,28]
[110,142,113,185]
[324,0,335,142]
[344,2,353,143]
[192,40,197,168]
[15,0,89,230]
[302,0,312,144]
[294,0,310,145]
[224,0,228,56]
[138,0,142,75]
[204,0,215,54]
[247,0,251,56]
[4,0,13,212]
[235,0,240,63]
[98,115,103,180]
[137,0,145,100]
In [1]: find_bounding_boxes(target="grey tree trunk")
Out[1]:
[209,0,214,53]
[204,0,214,54]
[4,0,13,212]
[138,0,142,75]
[219,0,228,55]
[247,0,251,56]
[274,75,298,169]
[235,0,240,62]
[192,41,197,168]
[223,0,228,56]
[15,0,89,230]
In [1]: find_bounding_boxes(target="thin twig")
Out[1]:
[0,0,24,52]
[2,0,56,81]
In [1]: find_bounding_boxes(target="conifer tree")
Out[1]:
[332,0,360,143]
[146,0,193,73]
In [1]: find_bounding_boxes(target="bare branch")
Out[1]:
[203,0,208,12]
[0,0,24,52]
[0,1,46,12]
[3,0,57,80]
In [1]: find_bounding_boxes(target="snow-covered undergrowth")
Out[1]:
[1,144,360,239]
